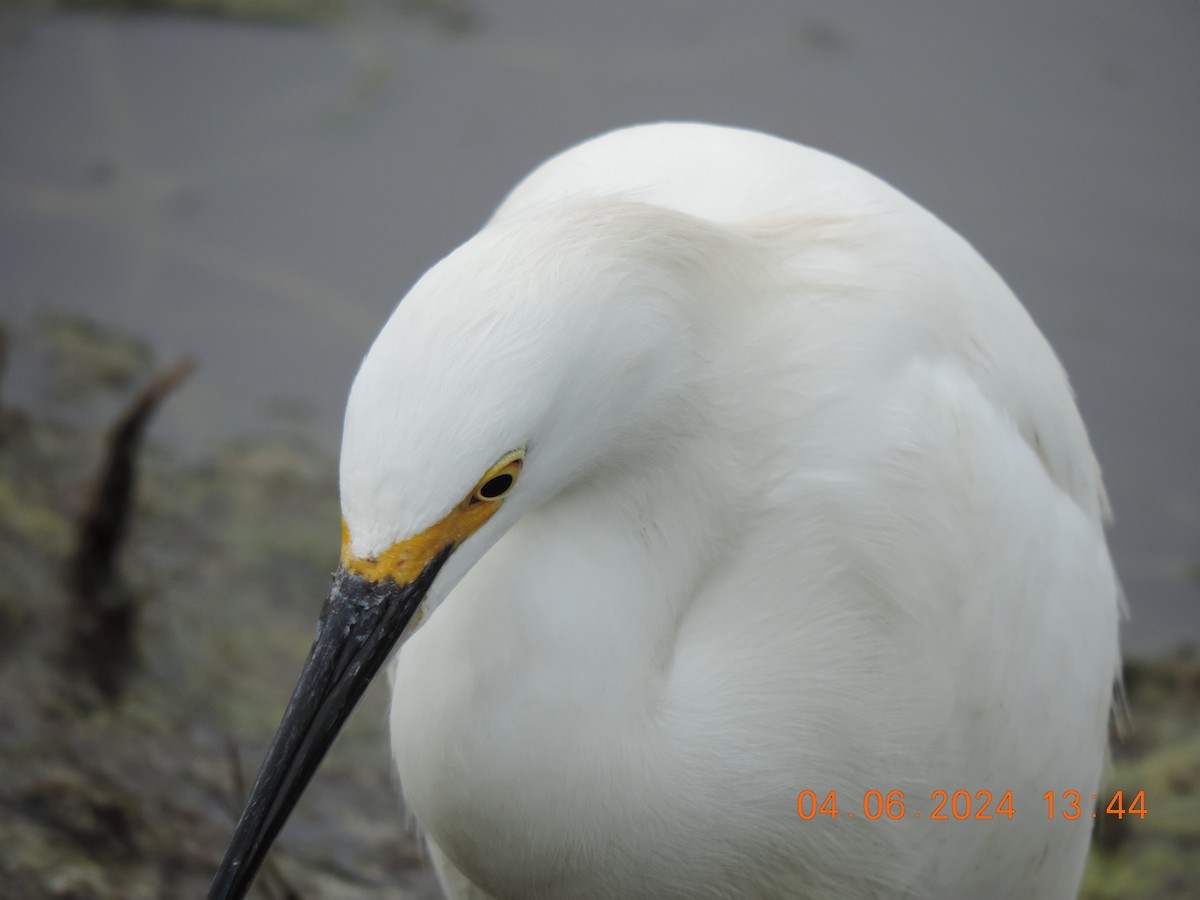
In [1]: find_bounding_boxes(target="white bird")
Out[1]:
[209,122,1120,900]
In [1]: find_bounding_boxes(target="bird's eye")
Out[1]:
[470,450,524,504]
[478,473,514,499]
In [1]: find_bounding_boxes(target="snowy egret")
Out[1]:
[209,123,1120,900]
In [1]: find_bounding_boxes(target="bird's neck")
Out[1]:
[393,414,745,734]
[390,425,745,893]
[483,427,739,718]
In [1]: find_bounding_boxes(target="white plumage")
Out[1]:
[332,122,1121,899]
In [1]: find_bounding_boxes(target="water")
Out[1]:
[1,0,1196,655]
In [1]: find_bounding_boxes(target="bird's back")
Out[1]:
[494,121,897,227]
[496,122,1109,524]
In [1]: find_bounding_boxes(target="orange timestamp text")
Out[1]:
[797,789,1147,821]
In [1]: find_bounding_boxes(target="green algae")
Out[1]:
[46,0,476,31]
[1081,658,1200,898]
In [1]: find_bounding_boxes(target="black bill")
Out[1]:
[207,546,452,900]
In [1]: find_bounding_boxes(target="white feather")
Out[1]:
[338,123,1119,899]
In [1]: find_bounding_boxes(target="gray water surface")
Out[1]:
[1,1,1197,656]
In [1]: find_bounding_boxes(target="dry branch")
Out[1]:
[65,356,195,700]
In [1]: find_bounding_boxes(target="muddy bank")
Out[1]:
[0,314,438,899]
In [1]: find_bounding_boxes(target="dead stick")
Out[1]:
[65,356,196,700]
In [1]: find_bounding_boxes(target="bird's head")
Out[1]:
[208,199,738,899]
[338,199,704,609]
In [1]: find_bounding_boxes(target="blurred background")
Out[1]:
[0,1,1196,897]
